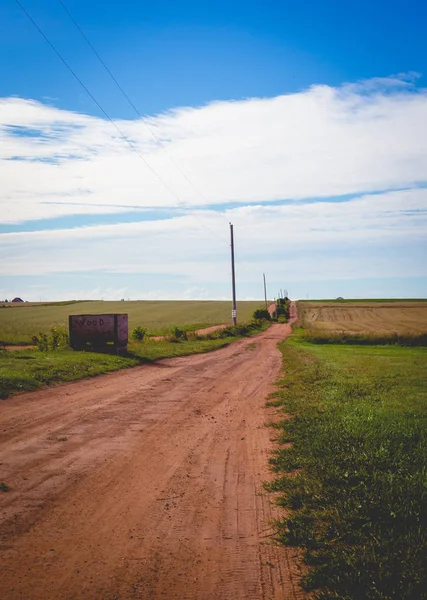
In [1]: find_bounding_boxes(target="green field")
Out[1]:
[269,334,427,599]
[0,300,264,345]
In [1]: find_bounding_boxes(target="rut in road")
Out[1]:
[0,318,304,600]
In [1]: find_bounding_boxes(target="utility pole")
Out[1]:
[263,273,268,310]
[230,223,237,325]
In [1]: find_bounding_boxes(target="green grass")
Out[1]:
[300,330,427,346]
[0,340,227,398]
[0,300,264,344]
[269,333,427,599]
[0,320,269,399]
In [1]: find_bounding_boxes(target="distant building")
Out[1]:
[12,297,24,303]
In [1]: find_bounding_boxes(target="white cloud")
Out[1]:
[1,189,426,286]
[1,75,427,223]
[1,76,427,299]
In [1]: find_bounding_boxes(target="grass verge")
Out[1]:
[0,321,269,399]
[300,330,427,346]
[269,334,427,599]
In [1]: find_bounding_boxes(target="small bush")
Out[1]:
[253,308,271,321]
[32,332,49,352]
[32,327,69,352]
[132,326,147,342]
[50,327,69,350]
[166,334,180,343]
[171,327,187,341]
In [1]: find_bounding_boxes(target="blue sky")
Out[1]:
[1,0,427,300]
[3,0,427,117]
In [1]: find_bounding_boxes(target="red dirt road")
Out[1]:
[0,318,302,599]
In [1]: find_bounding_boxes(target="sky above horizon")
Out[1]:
[1,0,427,302]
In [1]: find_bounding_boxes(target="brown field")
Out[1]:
[298,301,427,334]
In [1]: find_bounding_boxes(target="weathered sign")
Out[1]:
[69,314,128,353]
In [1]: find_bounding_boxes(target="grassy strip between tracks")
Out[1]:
[268,331,427,600]
[0,321,269,399]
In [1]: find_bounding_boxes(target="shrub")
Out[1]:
[171,327,187,341]
[32,327,69,351]
[32,332,49,352]
[132,326,147,342]
[50,327,69,350]
[253,308,271,320]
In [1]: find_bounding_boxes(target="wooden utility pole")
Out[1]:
[230,223,237,325]
[263,273,268,309]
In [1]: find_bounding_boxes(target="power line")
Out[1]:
[14,0,226,243]
[57,0,229,225]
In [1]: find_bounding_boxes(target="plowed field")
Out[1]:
[299,301,427,334]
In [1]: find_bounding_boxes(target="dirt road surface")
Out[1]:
[0,316,302,599]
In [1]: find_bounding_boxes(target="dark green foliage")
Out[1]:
[0,482,11,492]
[253,308,271,321]
[166,327,189,342]
[131,326,147,342]
[171,327,188,341]
[210,320,268,339]
[270,340,427,600]
[275,298,291,321]
[32,332,49,352]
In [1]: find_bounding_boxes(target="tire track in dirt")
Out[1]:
[0,312,303,600]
